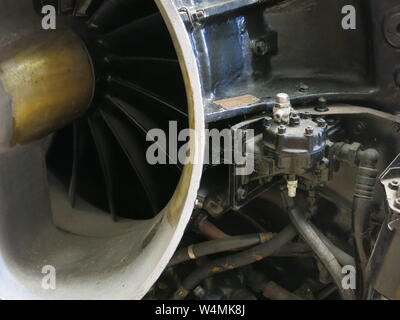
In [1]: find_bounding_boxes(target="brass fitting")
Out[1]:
[0,30,94,148]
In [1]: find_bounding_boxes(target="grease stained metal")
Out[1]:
[214,94,260,110]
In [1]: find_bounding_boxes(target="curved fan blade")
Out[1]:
[87,112,118,221]
[68,121,80,207]
[104,55,186,105]
[88,0,158,32]
[105,55,179,66]
[105,94,182,171]
[47,1,188,221]
[107,77,188,119]
[99,106,167,213]
[101,12,174,57]
[73,0,102,17]
[105,94,156,134]
[89,109,157,219]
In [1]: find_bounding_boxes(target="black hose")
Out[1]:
[311,223,355,267]
[244,265,303,300]
[172,225,298,300]
[263,281,303,300]
[168,233,273,267]
[333,143,379,296]
[285,197,356,300]
[352,149,379,280]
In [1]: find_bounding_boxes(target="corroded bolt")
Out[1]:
[277,125,287,134]
[305,126,314,135]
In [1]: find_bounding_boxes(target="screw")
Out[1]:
[192,9,205,23]
[305,126,314,135]
[389,180,400,190]
[316,118,327,128]
[299,83,309,93]
[394,198,400,209]
[277,125,287,134]
[290,113,300,126]
[263,116,273,127]
[253,39,269,55]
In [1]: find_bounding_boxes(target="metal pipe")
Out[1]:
[311,223,355,267]
[198,219,229,239]
[172,225,298,300]
[285,197,356,300]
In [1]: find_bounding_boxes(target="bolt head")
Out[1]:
[305,126,314,135]
[253,39,269,55]
[194,198,203,209]
[192,10,205,22]
[395,198,400,209]
[315,97,329,112]
[389,180,400,190]
[276,93,289,104]
[299,84,309,93]
[263,116,273,127]
[277,125,287,134]
[316,118,327,128]
[290,113,300,126]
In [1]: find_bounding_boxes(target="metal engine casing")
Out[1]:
[262,116,327,176]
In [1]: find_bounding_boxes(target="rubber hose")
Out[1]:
[286,197,356,300]
[172,225,298,300]
[168,233,273,267]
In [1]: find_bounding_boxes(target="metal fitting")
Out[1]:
[316,118,327,128]
[305,126,314,135]
[277,125,287,134]
[389,180,400,190]
[290,113,300,126]
[263,116,273,127]
[315,97,329,112]
[273,93,293,124]
[394,198,400,210]
[287,179,298,198]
